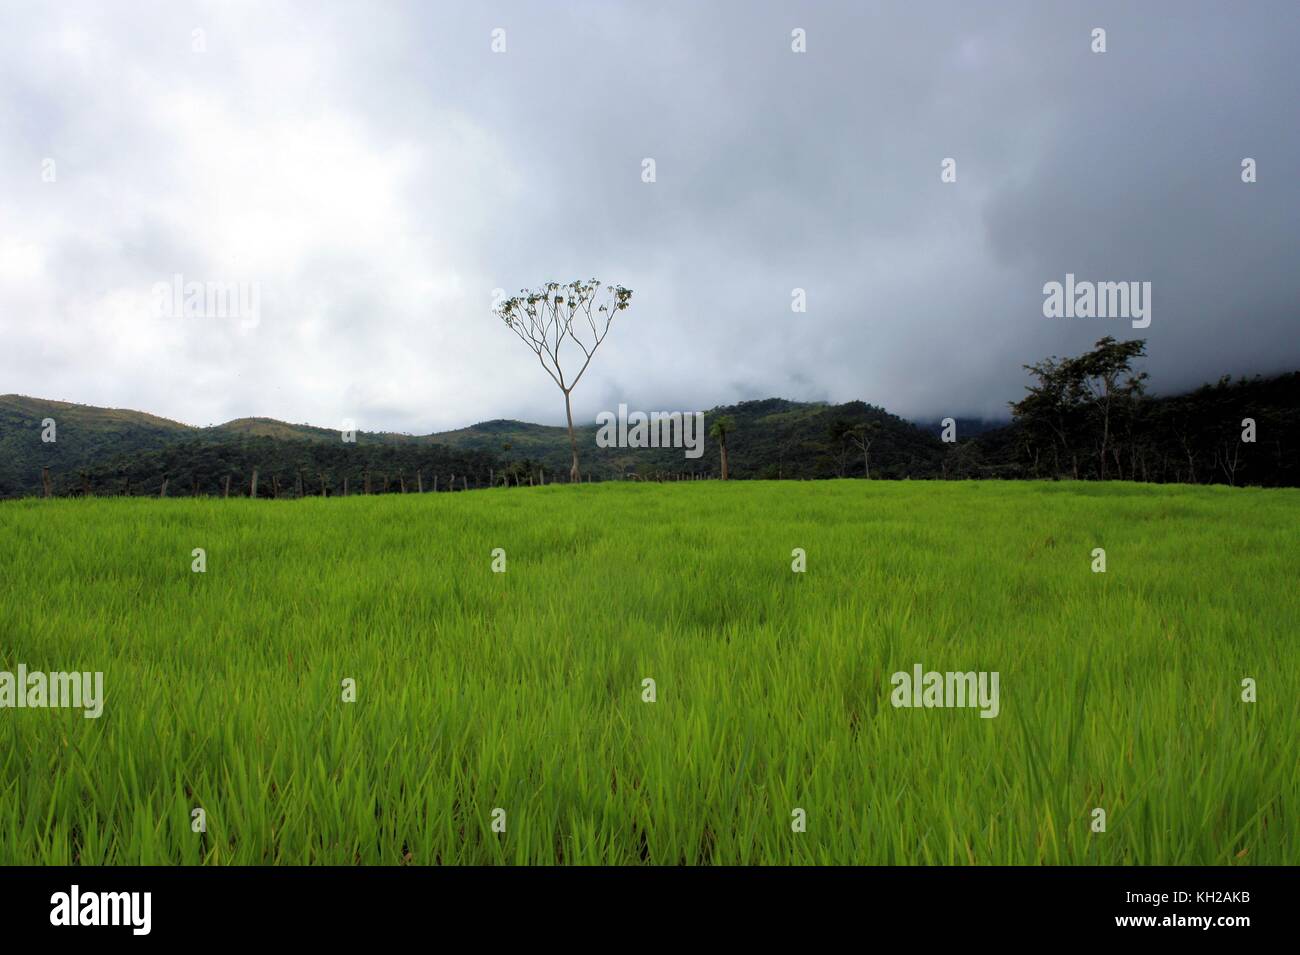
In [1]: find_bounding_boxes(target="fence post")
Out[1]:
[159,477,168,497]
[41,467,52,498]
[223,475,230,498]
[462,475,468,491]
[364,469,371,494]
[251,468,259,498]
[417,471,423,493]
[320,473,327,497]
[343,476,349,497]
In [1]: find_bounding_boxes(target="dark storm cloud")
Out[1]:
[1,1,1296,430]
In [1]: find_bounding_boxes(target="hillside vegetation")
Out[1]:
[2,364,1297,497]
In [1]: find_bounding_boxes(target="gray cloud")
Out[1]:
[1,0,1296,432]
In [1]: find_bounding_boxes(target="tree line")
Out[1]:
[38,436,543,498]
[755,338,1296,486]
[11,338,1299,495]
[977,338,1297,486]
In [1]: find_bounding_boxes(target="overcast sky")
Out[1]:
[2,1,1297,433]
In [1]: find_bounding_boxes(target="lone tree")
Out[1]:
[844,420,882,478]
[494,279,633,482]
[710,415,736,480]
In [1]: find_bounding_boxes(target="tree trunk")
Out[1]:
[563,389,580,482]
[720,438,729,481]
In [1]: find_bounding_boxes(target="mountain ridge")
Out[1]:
[0,393,944,495]
[2,370,1296,496]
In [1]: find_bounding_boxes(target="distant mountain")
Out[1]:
[0,394,946,496]
[352,397,950,481]
[0,395,448,496]
[3,369,1296,497]
[1,395,191,496]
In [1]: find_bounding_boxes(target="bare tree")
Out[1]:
[494,279,633,482]
[775,432,799,480]
[828,418,878,478]
[845,421,881,478]
[1215,438,1243,486]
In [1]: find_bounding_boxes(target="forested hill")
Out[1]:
[2,366,1297,497]
[0,394,941,495]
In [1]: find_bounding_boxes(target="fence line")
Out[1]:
[26,466,641,499]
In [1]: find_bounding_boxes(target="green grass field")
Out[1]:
[0,481,1295,865]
